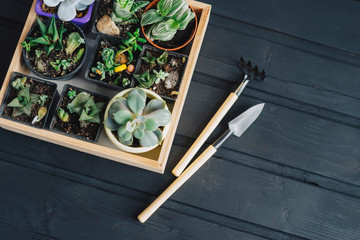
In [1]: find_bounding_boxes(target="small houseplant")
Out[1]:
[0,72,57,128]
[140,0,197,50]
[133,45,188,100]
[21,15,87,80]
[95,0,149,37]
[104,88,171,153]
[35,0,95,24]
[50,85,107,141]
[87,28,146,90]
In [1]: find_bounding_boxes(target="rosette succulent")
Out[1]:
[105,88,171,147]
[44,0,95,21]
[141,0,195,41]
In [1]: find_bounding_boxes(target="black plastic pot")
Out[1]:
[85,34,140,91]
[90,0,146,39]
[22,18,87,81]
[49,84,109,142]
[132,45,188,101]
[0,72,58,129]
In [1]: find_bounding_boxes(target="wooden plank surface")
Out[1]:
[1,0,360,239]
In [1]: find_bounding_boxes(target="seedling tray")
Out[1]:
[0,0,211,173]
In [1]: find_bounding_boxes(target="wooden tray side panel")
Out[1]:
[157,3,212,172]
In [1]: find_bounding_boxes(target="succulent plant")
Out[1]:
[133,70,156,88]
[141,51,156,65]
[91,29,145,82]
[50,59,71,71]
[141,0,195,41]
[44,0,95,22]
[7,86,47,118]
[111,0,149,25]
[105,88,171,147]
[64,91,105,127]
[21,15,67,54]
[11,76,28,90]
[153,70,169,84]
[65,32,85,55]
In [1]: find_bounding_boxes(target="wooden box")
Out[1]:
[0,0,211,173]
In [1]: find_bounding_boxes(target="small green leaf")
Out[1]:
[117,125,133,142]
[7,98,23,108]
[139,130,159,147]
[104,117,120,130]
[57,108,69,122]
[127,92,146,116]
[146,109,171,126]
[145,118,158,131]
[113,110,134,125]
[157,0,173,17]
[143,99,165,114]
[133,128,145,139]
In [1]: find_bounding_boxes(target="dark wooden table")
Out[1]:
[1,1,360,239]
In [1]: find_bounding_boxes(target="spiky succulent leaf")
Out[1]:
[67,91,90,114]
[36,17,48,36]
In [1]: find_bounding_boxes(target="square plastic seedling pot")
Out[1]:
[49,84,109,142]
[0,72,58,129]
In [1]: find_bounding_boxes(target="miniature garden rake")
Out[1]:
[172,57,266,176]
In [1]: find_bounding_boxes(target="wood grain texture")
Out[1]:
[1,0,360,239]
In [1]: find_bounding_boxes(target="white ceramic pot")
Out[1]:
[104,88,170,153]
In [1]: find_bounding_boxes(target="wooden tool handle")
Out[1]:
[172,93,238,177]
[138,145,217,223]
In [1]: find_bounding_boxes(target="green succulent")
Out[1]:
[156,51,168,65]
[105,88,171,147]
[7,86,47,118]
[11,76,28,90]
[21,14,67,55]
[65,32,85,55]
[141,0,195,41]
[65,91,105,127]
[50,59,71,71]
[111,0,149,25]
[133,70,157,88]
[141,51,156,65]
[153,70,169,84]
[67,90,77,100]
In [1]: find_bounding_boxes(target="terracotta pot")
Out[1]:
[104,88,171,153]
[141,0,198,51]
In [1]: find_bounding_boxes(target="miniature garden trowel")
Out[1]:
[172,58,266,176]
[138,103,265,223]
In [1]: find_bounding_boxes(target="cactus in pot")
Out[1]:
[105,88,171,148]
[43,0,95,21]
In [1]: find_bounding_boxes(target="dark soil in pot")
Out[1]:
[87,36,139,89]
[0,73,57,128]
[23,19,86,80]
[40,0,89,18]
[94,0,145,38]
[51,85,108,142]
[134,47,188,100]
